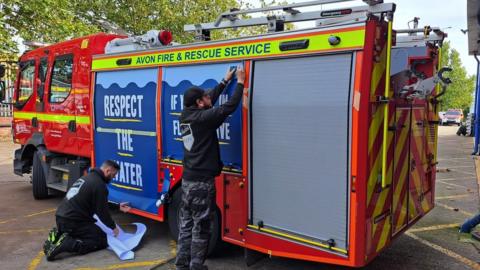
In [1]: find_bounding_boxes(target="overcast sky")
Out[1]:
[246,0,475,75]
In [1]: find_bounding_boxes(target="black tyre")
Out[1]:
[32,151,49,199]
[167,187,221,255]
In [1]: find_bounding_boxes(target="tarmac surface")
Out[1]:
[0,126,478,269]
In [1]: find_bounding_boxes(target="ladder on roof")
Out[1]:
[184,0,395,41]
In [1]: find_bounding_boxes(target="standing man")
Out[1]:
[43,160,131,261]
[175,66,245,270]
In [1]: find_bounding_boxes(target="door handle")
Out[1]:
[68,120,76,132]
[32,117,38,128]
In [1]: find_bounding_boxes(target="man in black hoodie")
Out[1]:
[175,66,245,270]
[44,160,130,261]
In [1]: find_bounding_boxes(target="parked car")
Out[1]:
[439,111,447,125]
[444,109,463,126]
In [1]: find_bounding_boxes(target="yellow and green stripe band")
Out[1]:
[92,27,366,71]
[13,112,90,125]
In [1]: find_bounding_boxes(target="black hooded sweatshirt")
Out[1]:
[56,168,116,229]
[180,81,244,181]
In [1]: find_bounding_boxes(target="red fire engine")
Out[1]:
[2,0,452,267]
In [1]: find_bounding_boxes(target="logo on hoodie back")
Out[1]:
[180,124,194,151]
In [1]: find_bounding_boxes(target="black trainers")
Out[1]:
[45,232,69,261]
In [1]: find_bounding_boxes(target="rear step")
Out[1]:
[47,182,68,192]
[50,165,70,173]
[46,161,88,193]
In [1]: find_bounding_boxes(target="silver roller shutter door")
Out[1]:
[251,54,353,250]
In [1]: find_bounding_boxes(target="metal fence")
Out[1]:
[0,60,17,117]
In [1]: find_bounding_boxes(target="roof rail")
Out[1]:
[395,26,447,47]
[184,0,395,41]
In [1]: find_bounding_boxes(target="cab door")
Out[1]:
[35,57,48,133]
[12,60,37,145]
[43,53,76,154]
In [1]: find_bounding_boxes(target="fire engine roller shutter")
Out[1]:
[94,68,159,214]
[251,54,352,250]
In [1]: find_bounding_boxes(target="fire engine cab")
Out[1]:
[3,0,452,267]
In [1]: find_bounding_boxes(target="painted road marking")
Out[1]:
[437,180,471,190]
[406,232,480,270]
[0,228,48,235]
[169,240,177,256]
[75,257,175,270]
[455,170,477,177]
[437,157,471,161]
[28,251,44,270]
[75,242,177,270]
[436,202,474,217]
[444,165,475,169]
[0,218,17,224]
[436,177,476,182]
[0,208,55,225]
[25,208,56,217]
[408,223,459,233]
[436,194,471,200]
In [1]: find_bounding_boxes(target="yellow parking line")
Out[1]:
[0,218,17,224]
[408,223,459,233]
[169,240,177,256]
[25,208,56,217]
[75,257,175,270]
[0,208,56,225]
[436,202,474,216]
[406,232,480,270]
[28,251,44,270]
[0,228,48,235]
[436,194,471,200]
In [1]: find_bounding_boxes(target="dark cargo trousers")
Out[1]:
[175,179,216,270]
[56,216,108,255]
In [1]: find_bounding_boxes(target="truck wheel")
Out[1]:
[32,151,49,199]
[167,187,221,255]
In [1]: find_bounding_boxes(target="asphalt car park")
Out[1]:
[0,126,478,270]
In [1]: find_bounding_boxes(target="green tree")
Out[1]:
[439,41,475,113]
[1,0,293,55]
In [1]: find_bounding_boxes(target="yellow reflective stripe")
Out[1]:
[104,118,142,123]
[118,152,134,157]
[76,116,90,125]
[37,114,75,122]
[111,183,142,191]
[13,112,90,125]
[96,127,156,137]
[247,225,348,254]
[13,111,36,119]
[92,27,366,70]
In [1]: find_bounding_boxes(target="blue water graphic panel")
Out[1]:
[94,68,159,214]
[162,62,243,172]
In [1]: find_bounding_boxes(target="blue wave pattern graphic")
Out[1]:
[94,68,160,214]
[161,77,243,171]
[95,81,157,130]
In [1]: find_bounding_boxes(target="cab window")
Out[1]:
[37,57,48,102]
[49,54,73,103]
[17,60,35,104]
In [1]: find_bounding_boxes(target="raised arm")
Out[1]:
[197,66,246,129]
[206,67,236,104]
